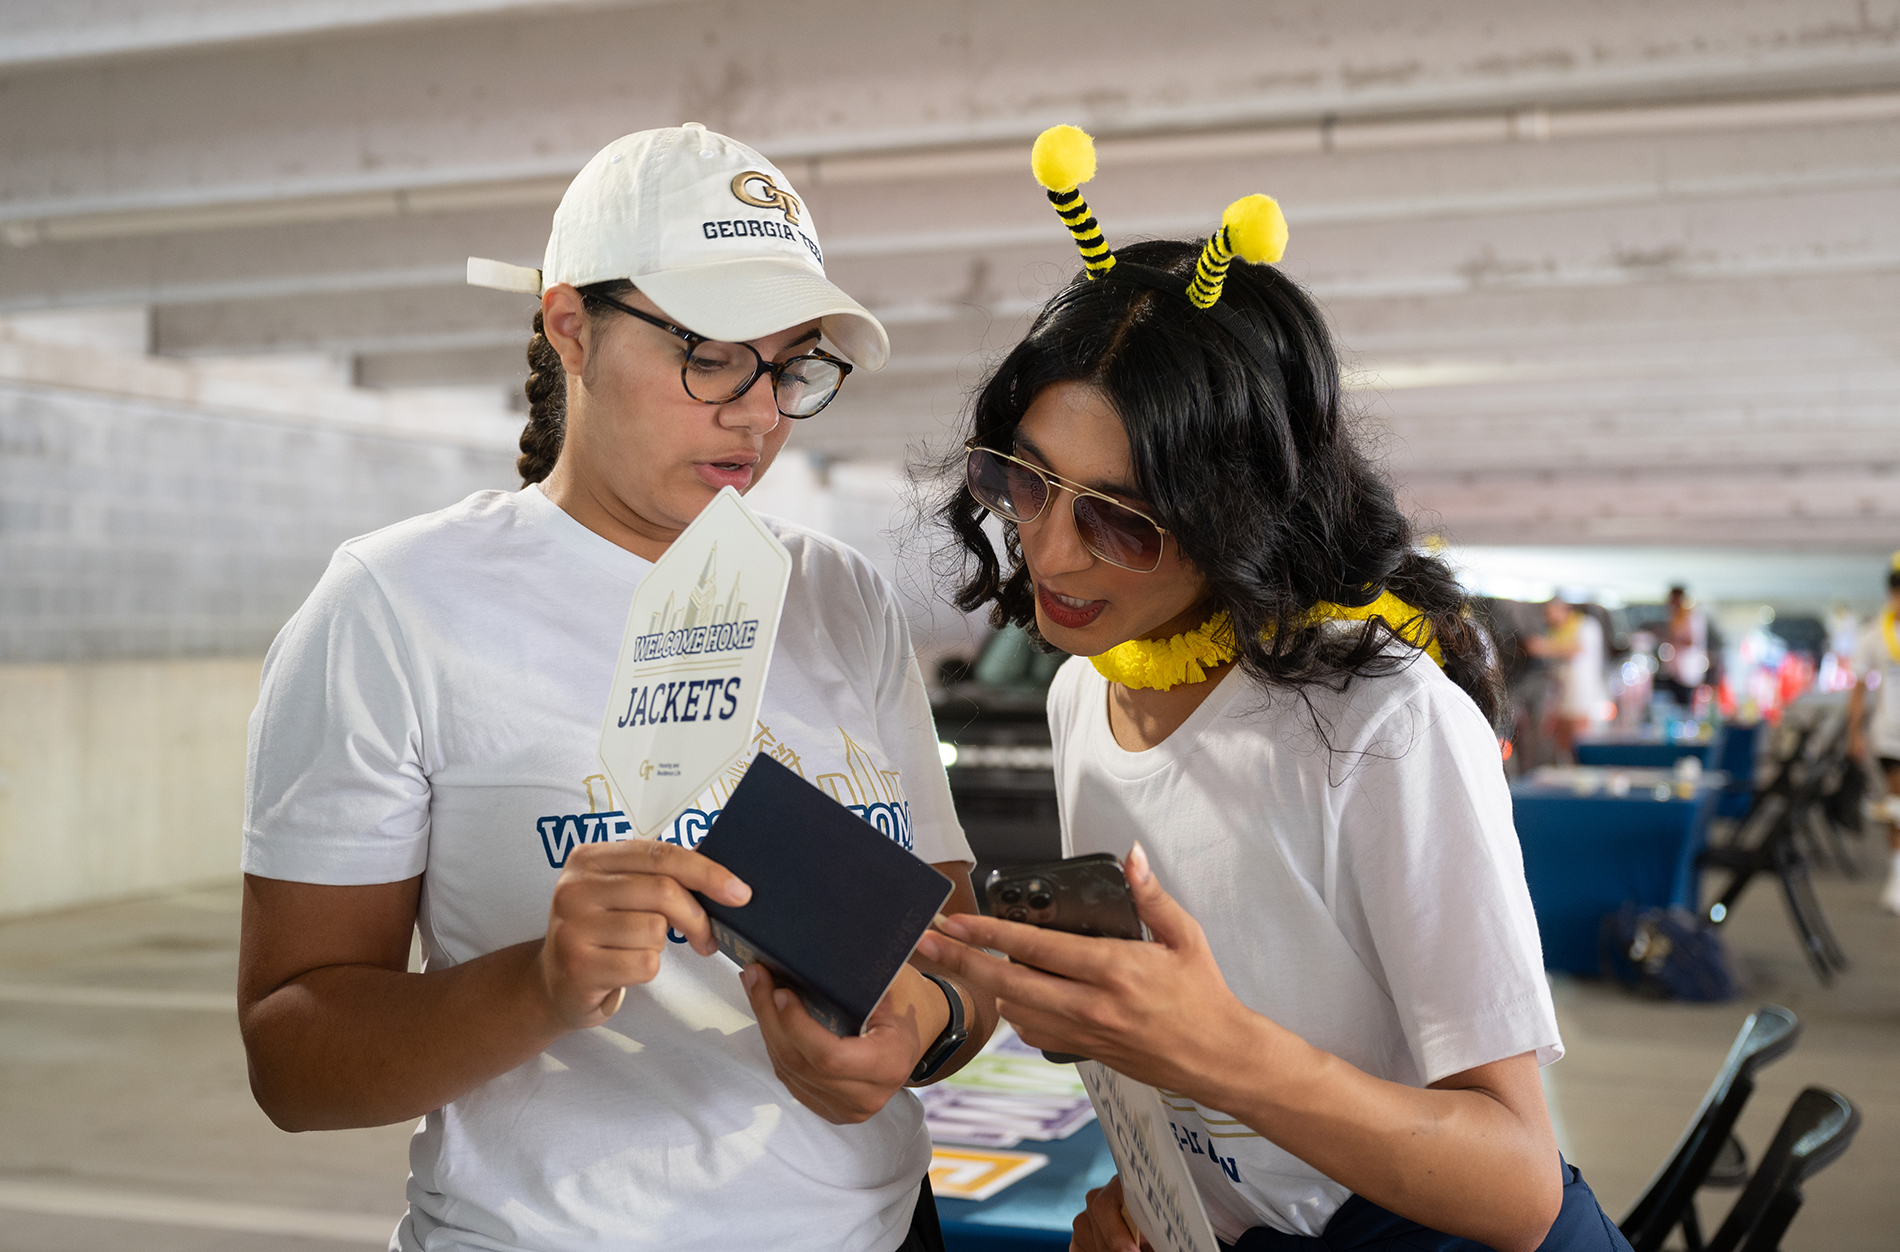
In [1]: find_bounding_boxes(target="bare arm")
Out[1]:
[237,839,751,1132]
[1847,678,1868,759]
[239,875,553,1130]
[1213,1044,1556,1251]
[920,847,1562,1252]
[910,865,1002,1083]
[1522,635,1578,660]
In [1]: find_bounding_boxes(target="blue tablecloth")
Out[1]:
[1574,740,1712,769]
[940,1122,1116,1251]
[1511,783,1713,975]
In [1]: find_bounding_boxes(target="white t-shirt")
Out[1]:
[1853,613,1900,757]
[1047,650,1561,1243]
[1559,614,1608,719]
[243,485,971,1252]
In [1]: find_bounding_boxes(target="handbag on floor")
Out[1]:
[1599,904,1739,1001]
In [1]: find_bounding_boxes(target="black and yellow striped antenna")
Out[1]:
[1185,194,1289,308]
[1032,125,1116,279]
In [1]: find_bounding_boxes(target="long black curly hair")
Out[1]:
[939,238,1504,728]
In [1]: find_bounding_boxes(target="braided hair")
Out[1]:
[516,280,634,485]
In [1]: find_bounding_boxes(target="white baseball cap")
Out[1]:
[468,123,888,371]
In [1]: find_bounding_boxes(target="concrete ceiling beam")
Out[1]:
[153,285,537,357]
[8,81,1898,243]
[353,344,533,391]
[5,0,1899,219]
[0,1,646,70]
[1409,463,1900,522]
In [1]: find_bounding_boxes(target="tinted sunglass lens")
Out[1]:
[1073,497,1164,571]
[966,450,1047,522]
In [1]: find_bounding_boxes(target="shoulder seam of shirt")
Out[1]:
[336,547,427,700]
[335,488,503,558]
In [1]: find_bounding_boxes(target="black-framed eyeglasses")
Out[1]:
[583,292,853,419]
[963,442,1171,573]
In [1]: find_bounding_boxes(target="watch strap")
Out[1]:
[908,971,968,1085]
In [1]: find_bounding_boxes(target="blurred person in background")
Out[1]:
[1654,585,1708,709]
[1488,598,1557,771]
[1525,598,1606,762]
[1847,557,1900,914]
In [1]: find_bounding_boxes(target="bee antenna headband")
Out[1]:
[1031,124,1291,381]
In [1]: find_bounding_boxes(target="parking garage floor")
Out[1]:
[1,866,1894,1251]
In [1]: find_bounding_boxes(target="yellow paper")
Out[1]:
[928,1146,1050,1202]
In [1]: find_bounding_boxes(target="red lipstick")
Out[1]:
[1037,583,1106,630]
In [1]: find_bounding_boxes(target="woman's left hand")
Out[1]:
[741,961,943,1124]
[915,843,1248,1094]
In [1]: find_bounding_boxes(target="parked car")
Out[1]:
[930,626,1065,894]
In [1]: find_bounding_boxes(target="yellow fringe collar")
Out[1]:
[1089,592,1444,691]
[1090,613,1237,691]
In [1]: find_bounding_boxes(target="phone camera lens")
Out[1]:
[1027,890,1053,910]
[998,885,1022,905]
[1005,907,1027,922]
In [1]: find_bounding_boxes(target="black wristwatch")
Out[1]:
[908,972,969,1085]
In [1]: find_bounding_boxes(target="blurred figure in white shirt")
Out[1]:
[1527,599,1607,763]
[1847,557,1900,913]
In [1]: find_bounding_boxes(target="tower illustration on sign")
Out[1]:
[645,544,748,634]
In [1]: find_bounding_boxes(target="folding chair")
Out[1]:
[1619,1005,1800,1252]
[1699,709,1848,983]
[1704,1086,1861,1252]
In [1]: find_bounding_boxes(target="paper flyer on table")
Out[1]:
[921,1024,1096,1148]
[927,1146,1050,1202]
[597,486,792,838]
[1077,1061,1219,1252]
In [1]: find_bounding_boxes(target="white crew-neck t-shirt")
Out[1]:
[243,485,971,1252]
[1046,649,1560,1243]
[1853,613,1900,758]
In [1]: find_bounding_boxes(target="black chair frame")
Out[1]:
[1620,1005,1799,1252]
[1706,1086,1860,1252]
[1699,716,1848,983]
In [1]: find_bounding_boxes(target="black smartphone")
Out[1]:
[983,853,1145,940]
[982,853,1145,1064]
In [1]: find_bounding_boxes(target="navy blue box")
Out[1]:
[693,753,952,1036]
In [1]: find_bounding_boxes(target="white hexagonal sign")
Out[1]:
[598,487,792,839]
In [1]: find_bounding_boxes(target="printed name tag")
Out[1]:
[598,487,792,838]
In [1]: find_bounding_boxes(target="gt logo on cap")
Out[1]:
[730,171,802,224]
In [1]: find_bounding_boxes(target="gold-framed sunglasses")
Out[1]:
[963,442,1170,573]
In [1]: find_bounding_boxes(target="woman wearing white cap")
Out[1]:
[237,125,992,1252]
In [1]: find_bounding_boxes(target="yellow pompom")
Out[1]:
[1891,549,1900,571]
[1221,193,1288,264]
[1032,124,1098,193]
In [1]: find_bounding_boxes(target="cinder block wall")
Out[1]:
[2,381,517,662]
[0,379,516,916]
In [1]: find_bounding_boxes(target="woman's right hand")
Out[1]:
[536,839,751,1030]
[1073,1175,1148,1252]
